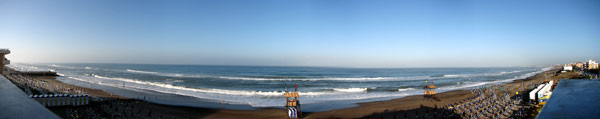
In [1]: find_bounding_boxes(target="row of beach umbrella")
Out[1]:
[29,94,89,107]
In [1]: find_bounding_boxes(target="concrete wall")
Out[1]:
[0,54,4,74]
[0,75,59,118]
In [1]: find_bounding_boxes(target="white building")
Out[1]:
[563,65,573,71]
[585,60,598,70]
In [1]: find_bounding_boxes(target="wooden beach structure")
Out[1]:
[423,80,440,101]
[284,83,302,119]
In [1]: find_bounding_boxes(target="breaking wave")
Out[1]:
[126,69,204,78]
[397,88,416,92]
[439,67,553,90]
[332,88,368,92]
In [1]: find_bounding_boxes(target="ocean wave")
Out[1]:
[56,66,554,107]
[125,68,532,83]
[165,79,184,83]
[398,88,416,92]
[219,69,530,82]
[217,76,293,81]
[7,64,42,71]
[218,76,432,82]
[430,69,528,78]
[126,69,203,78]
[439,67,553,90]
[49,64,81,69]
[126,69,161,74]
[83,75,333,97]
[332,88,368,92]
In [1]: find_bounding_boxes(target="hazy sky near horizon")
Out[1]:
[1,0,599,68]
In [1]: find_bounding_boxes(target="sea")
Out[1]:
[8,63,552,111]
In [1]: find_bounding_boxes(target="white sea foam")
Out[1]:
[7,64,42,71]
[398,88,416,92]
[217,76,292,81]
[333,88,368,92]
[49,64,80,69]
[126,69,160,74]
[74,75,333,97]
[63,73,396,107]
[219,69,529,82]
[126,69,204,78]
[165,79,184,83]
[434,69,528,78]
[218,76,434,82]
[125,68,532,83]
[439,67,553,90]
[443,75,460,77]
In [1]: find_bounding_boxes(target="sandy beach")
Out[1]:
[3,67,585,119]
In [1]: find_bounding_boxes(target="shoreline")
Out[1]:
[4,67,572,118]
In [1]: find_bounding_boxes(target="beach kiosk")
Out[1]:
[42,95,48,106]
[76,95,81,106]
[70,95,76,106]
[83,94,89,105]
[424,80,439,101]
[61,94,66,106]
[53,94,58,106]
[284,84,302,119]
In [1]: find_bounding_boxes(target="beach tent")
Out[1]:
[530,84,545,101]
[58,94,64,106]
[36,95,42,105]
[61,94,67,106]
[47,94,53,106]
[53,94,58,106]
[288,108,297,118]
[51,94,57,106]
[78,95,83,106]
[32,95,37,103]
[75,95,80,106]
[41,95,47,106]
[33,95,40,104]
[70,95,75,106]
[83,95,88,105]
[538,82,552,100]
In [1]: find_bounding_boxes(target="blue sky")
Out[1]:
[1,0,599,67]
